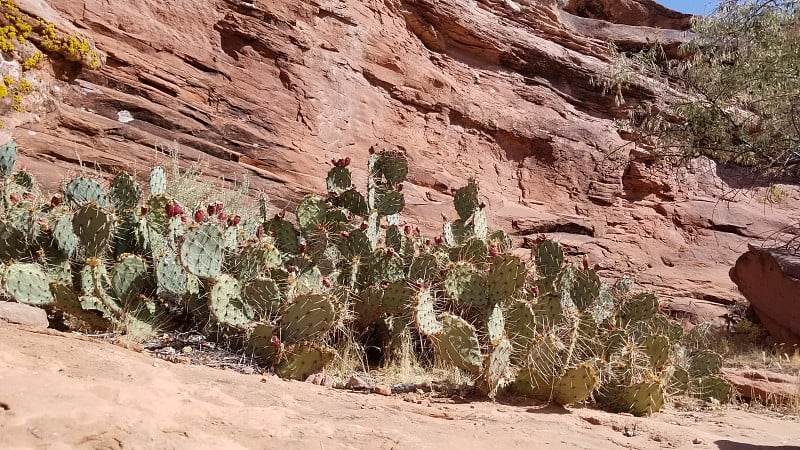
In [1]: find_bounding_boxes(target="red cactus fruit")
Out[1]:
[256,225,265,239]
[270,335,281,349]
[322,278,332,288]
[297,242,307,254]
[434,236,444,245]
[22,192,32,200]
[341,231,350,238]
[9,192,20,204]
[397,183,403,191]
[194,210,206,223]
[231,215,241,226]
[403,225,412,235]
[180,214,188,223]
[50,193,62,207]
[360,222,369,231]
[489,245,499,258]
[207,204,216,216]
[343,156,351,167]
[217,212,227,222]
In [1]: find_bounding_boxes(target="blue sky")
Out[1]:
[658,0,720,15]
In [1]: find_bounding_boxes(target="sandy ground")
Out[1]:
[0,324,798,450]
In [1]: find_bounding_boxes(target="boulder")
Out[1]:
[722,368,799,406]
[730,246,800,346]
[0,301,49,328]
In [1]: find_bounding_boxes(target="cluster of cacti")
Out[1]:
[0,139,732,414]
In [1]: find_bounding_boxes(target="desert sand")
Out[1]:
[0,324,798,450]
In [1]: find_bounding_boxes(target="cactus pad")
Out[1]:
[375,190,404,216]
[487,254,526,304]
[111,254,149,303]
[72,203,115,257]
[156,254,188,297]
[180,224,225,279]
[430,313,482,373]
[552,363,600,406]
[149,166,167,195]
[413,289,442,336]
[280,294,337,343]
[688,350,724,377]
[274,343,337,380]
[535,239,564,278]
[110,172,142,211]
[242,277,282,320]
[296,196,327,231]
[477,337,513,399]
[5,263,52,305]
[444,263,487,308]
[0,139,17,177]
[64,177,107,207]
[326,166,352,193]
[454,179,479,220]
[208,274,254,329]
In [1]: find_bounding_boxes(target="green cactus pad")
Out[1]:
[452,237,488,263]
[443,219,470,247]
[0,139,17,177]
[688,350,724,377]
[64,177,107,208]
[430,313,482,373]
[477,337,513,399]
[620,293,660,324]
[337,189,368,216]
[109,172,142,211]
[4,263,52,306]
[487,254,526,304]
[149,166,167,195]
[454,179,479,220]
[355,285,384,328]
[607,381,665,416]
[242,277,282,320]
[408,253,439,281]
[337,229,372,260]
[280,294,337,343]
[296,196,327,231]
[506,301,537,354]
[375,150,408,186]
[156,254,189,297]
[571,267,601,312]
[326,166,352,193]
[72,203,115,257]
[367,249,405,284]
[12,171,34,190]
[692,376,733,402]
[264,216,299,254]
[180,224,225,279]
[111,254,149,303]
[471,209,488,240]
[534,293,565,327]
[208,274,254,329]
[535,239,564,278]
[382,281,414,315]
[274,343,337,380]
[414,289,442,336]
[552,363,600,406]
[640,335,670,370]
[444,262,487,308]
[244,323,278,361]
[0,220,29,260]
[486,302,506,345]
[375,190,404,216]
[234,242,282,282]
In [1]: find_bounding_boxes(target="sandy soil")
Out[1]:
[0,324,798,450]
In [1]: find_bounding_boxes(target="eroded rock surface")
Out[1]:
[4,0,799,323]
[730,246,800,346]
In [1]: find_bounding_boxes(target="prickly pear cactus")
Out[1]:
[430,313,482,373]
[109,172,142,211]
[111,254,149,303]
[280,294,337,343]
[551,363,600,406]
[454,179,479,220]
[208,274,254,329]
[180,224,225,279]
[4,263,52,306]
[0,139,17,177]
[72,203,115,257]
[149,166,167,196]
[64,177,107,208]
[274,343,337,380]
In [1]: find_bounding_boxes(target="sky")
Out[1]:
[658,0,720,15]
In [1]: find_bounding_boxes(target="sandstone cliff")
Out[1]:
[4,0,798,324]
